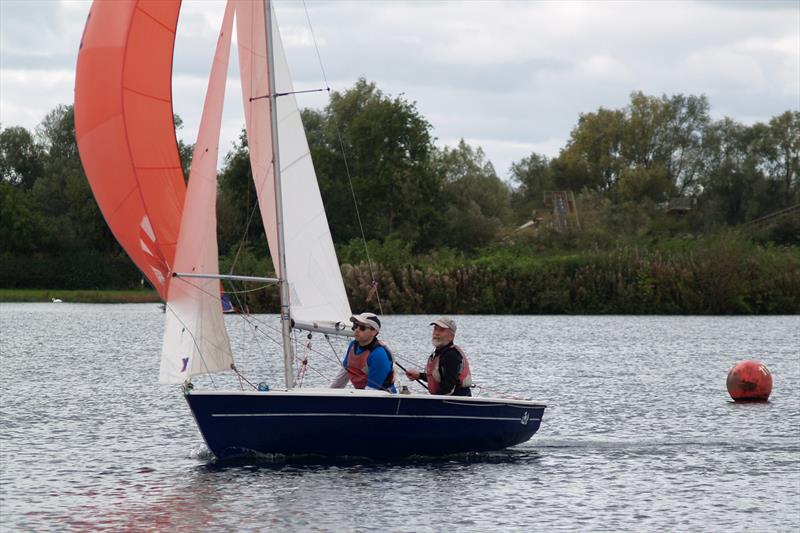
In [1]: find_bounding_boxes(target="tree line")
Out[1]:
[1,80,798,312]
[224,80,798,256]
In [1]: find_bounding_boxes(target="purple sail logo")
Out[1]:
[181,357,189,372]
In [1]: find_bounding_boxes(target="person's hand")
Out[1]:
[405,369,420,380]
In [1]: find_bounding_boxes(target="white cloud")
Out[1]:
[444,136,566,177]
[280,25,322,48]
[575,55,634,83]
[1,0,798,181]
[0,68,74,129]
[684,47,767,91]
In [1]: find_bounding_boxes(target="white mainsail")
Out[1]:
[160,3,235,384]
[236,1,353,328]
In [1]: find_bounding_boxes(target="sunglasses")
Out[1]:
[351,324,373,332]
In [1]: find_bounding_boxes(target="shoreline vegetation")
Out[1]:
[0,289,159,304]
[2,85,798,314]
[5,233,797,314]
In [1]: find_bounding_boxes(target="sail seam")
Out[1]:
[279,152,307,174]
[109,3,184,299]
[134,5,177,35]
[105,184,138,223]
[123,86,172,104]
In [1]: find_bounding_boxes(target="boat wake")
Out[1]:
[195,446,542,468]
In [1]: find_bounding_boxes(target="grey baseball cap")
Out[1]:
[430,317,456,333]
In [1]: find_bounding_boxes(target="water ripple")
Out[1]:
[1,306,798,531]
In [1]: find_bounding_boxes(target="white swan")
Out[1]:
[51,298,63,303]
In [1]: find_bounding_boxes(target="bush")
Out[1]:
[1,251,140,289]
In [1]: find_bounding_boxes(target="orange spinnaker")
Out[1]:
[75,0,185,299]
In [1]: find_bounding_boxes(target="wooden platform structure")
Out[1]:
[544,191,580,232]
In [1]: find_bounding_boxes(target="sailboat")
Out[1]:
[74,0,546,459]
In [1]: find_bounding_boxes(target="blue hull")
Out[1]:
[184,390,546,459]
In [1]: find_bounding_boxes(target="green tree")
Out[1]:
[759,111,800,201]
[36,104,78,161]
[0,125,45,189]
[700,118,765,225]
[433,139,511,251]
[174,114,194,182]
[509,153,552,221]
[616,164,672,204]
[0,181,51,253]
[552,92,711,204]
[32,105,113,251]
[552,107,625,192]
[305,78,441,250]
[623,92,709,196]
[217,130,267,258]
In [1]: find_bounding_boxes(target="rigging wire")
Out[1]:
[224,283,274,295]
[236,308,284,385]
[303,0,330,90]
[227,194,261,276]
[176,273,425,392]
[294,339,312,387]
[170,277,280,387]
[230,364,258,390]
[323,334,340,359]
[245,313,341,365]
[237,304,421,394]
[171,276,416,393]
[234,313,405,393]
[162,295,218,390]
[301,0,384,315]
[233,309,349,385]
[166,5,409,394]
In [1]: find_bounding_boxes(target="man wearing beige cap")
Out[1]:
[405,317,472,396]
[330,312,397,393]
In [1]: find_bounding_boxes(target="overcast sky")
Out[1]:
[1,0,798,180]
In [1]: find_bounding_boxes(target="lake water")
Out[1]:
[1,303,798,531]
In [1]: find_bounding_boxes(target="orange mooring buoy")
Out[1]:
[726,360,773,402]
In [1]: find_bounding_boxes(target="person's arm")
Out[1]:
[405,368,428,382]
[329,366,349,388]
[437,348,463,395]
[329,343,352,388]
[365,347,392,390]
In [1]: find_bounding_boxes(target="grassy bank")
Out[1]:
[0,289,160,303]
[3,235,798,313]
[223,236,800,315]
[338,246,800,315]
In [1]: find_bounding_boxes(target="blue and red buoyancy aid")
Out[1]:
[346,339,395,390]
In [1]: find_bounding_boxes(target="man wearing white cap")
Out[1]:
[405,317,472,396]
[330,312,397,393]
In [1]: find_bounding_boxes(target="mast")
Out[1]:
[264,0,295,389]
